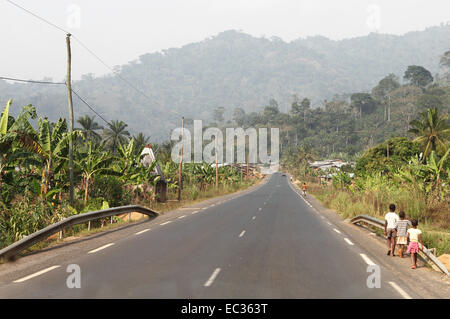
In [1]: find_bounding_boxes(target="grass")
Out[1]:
[308,181,450,256]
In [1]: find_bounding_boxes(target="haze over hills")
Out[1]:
[1,24,449,141]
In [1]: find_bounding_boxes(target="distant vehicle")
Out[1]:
[282,173,286,177]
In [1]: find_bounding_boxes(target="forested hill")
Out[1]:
[1,25,450,141]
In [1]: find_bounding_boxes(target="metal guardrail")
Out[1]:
[351,214,449,276]
[0,205,159,261]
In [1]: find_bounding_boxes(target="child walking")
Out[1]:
[407,219,423,269]
[395,211,411,258]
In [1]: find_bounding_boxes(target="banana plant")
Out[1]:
[19,117,83,195]
[0,99,37,196]
[73,141,117,205]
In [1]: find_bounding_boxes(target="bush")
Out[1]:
[0,193,74,249]
[89,175,130,207]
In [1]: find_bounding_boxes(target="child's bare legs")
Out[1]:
[410,252,417,269]
[391,237,396,256]
[398,244,404,258]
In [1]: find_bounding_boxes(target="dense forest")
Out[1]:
[1,25,450,141]
[208,62,450,159]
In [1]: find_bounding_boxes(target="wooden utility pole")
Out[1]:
[66,34,74,205]
[178,117,184,201]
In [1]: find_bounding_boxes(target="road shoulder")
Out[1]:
[290,179,450,299]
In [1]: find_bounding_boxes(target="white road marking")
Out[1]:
[389,281,412,299]
[192,210,199,214]
[327,222,332,225]
[320,216,325,219]
[333,228,341,234]
[344,238,354,245]
[360,253,376,266]
[160,221,172,226]
[202,207,208,210]
[258,208,262,211]
[13,265,61,283]
[239,230,246,238]
[88,243,115,254]
[204,268,221,287]
[252,216,256,220]
[135,228,150,235]
[178,215,186,219]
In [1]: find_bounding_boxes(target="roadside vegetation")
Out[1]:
[0,100,257,250]
[281,63,449,256]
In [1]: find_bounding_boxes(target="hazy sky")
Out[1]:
[1,0,449,81]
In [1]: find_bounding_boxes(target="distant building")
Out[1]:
[309,159,355,181]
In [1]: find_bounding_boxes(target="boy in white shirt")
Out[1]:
[384,204,399,256]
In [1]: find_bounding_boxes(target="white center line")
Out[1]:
[204,268,221,287]
[135,228,150,235]
[13,265,61,283]
[360,253,376,266]
[178,215,186,219]
[333,228,341,234]
[258,208,262,211]
[160,221,172,226]
[88,243,115,254]
[239,230,246,238]
[389,281,412,299]
[344,238,354,245]
[252,216,256,220]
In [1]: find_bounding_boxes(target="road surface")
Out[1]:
[0,173,420,298]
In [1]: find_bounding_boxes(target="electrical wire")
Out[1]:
[0,76,65,85]
[6,0,165,110]
[70,88,112,126]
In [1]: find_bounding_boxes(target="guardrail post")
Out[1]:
[88,221,91,231]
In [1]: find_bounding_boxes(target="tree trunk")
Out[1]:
[84,177,90,205]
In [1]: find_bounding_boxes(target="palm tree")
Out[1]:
[409,108,450,160]
[76,115,103,142]
[102,120,130,152]
[133,132,150,155]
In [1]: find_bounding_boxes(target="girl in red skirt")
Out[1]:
[407,219,423,269]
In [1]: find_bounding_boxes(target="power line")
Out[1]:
[70,88,112,127]
[0,76,65,85]
[0,76,112,126]
[6,0,167,111]
[5,0,70,34]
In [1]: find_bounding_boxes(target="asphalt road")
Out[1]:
[0,173,418,298]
